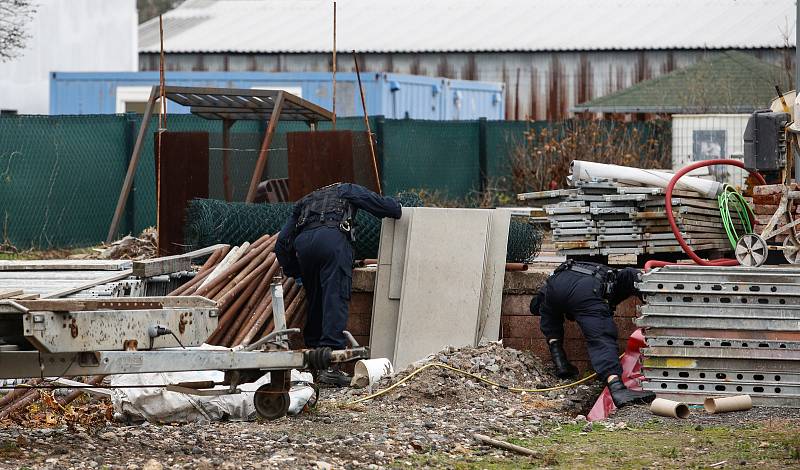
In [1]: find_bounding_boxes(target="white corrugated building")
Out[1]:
[0,0,138,115]
[139,0,796,120]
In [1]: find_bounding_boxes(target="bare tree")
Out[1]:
[0,0,37,62]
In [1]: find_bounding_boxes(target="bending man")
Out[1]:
[530,260,655,408]
[276,183,401,386]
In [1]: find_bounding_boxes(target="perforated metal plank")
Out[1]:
[639,303,800,319]
[644,378,800,396]
[645,336,800,350]
[642,346,800,361]
[640,293,800,307]
[642,355,800,374]
[637,315,800,331]
[644,367,800,385]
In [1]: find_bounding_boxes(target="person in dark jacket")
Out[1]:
[530,260,656,408]
[276,183,402,386]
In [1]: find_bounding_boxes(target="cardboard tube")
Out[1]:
[704,395,752,414]
[650,398,690,419]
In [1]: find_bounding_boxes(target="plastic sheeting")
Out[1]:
[587,328,648,421]
[110,352,314,423]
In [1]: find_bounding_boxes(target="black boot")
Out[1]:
[548,340,579,379]
[607,377,656,408]
[316,366,352,388]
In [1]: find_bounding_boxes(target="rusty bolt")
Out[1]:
[179,314,188,334]
[69,319,78,338]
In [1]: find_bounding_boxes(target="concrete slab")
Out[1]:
[393,208,491,369]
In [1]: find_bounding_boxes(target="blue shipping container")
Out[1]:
[49,71,505,120]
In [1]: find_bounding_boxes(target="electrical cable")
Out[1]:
[346,356,624,405]
[717,184,754,248]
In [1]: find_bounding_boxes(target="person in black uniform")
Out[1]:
[530,260,656,408]
[276,183,402,386]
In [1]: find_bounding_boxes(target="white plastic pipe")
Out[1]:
[351,358,394,389]
[704,395,752,414]
[650,398,690,419]
[570,160,723,198]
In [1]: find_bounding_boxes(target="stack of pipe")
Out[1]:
[168,233,308,348]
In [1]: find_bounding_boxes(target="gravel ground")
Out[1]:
[1,342,796,469]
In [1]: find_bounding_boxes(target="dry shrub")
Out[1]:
[511,119,672,193]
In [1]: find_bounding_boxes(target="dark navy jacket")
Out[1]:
[275,183,402,276]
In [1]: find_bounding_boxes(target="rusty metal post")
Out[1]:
[353,52,382,194]
[222,119,234,201]
[247,92,285,202]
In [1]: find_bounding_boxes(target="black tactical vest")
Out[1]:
[296,184,356,237]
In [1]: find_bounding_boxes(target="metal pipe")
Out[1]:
[197,234,275,297]
[505,262,528,272]
[230,260,282,346]
[244,328,301,352]
[353,51,382,194]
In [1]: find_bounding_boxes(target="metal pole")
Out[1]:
[795,0,799,181]
[332,1,337,130]
[353,52,382,194]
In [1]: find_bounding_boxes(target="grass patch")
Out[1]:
[393,419,800,469]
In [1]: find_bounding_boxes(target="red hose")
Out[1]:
[643,159,766,272]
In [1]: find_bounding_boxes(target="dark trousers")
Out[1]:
[539,270,623,381]
[294,226,353,350]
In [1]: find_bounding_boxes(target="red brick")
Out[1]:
[346,312,372,336]
[501,315,537,338]
[349,292,373,315]
[501,294,534,316]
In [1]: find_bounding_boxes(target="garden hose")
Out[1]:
[346,358,623,405]
[717,184,754,248]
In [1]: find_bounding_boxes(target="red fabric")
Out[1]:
[587,328,647,421]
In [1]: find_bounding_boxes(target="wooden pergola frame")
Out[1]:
[106,85,333,243]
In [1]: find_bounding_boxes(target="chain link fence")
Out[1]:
[0,114,671,250]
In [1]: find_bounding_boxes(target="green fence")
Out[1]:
[0,114,670,249]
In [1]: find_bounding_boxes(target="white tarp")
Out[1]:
[110,367,314,423]
[570,160,723,197]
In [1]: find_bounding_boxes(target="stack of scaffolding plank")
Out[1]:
[637,265,800,407]
[519,179,739,258]
[167,233,306,348]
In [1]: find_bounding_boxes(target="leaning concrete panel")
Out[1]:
[369,214,404,362]
[388,208,413,300]
[477,208,511,343]
[393,208,491,369]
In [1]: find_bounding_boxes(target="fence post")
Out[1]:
[123,113,137,236]
[478,117,488,194]
[374,115,386,192]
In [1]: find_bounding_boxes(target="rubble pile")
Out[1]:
[344,342,600,413]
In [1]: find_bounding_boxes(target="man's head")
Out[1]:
[608,267,642,305]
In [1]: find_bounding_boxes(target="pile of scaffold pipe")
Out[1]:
[168,233,307,348]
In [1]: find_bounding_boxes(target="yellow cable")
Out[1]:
[347,361,605,405]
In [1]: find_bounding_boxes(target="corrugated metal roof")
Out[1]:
[139,0,797,54]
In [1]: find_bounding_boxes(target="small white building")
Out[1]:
[0,0,137,115]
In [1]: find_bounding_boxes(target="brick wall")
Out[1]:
[346,268,640,373]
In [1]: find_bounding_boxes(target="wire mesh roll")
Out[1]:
[184,193,542,262]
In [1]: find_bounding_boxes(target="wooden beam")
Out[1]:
[107,86,159,243]
[132,243,228,278]
[246,92,285,202]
